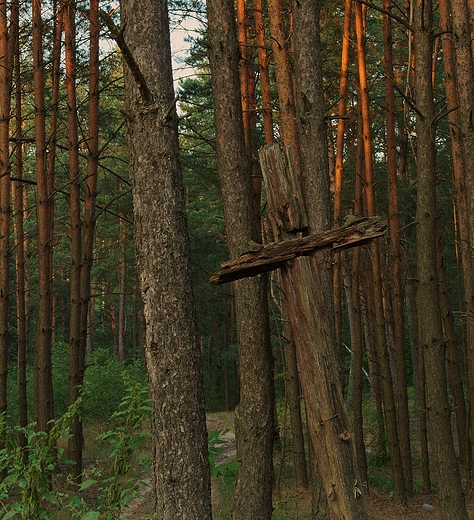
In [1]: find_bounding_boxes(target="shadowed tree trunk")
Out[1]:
[414,0,468,515]
[33,0,54,432]
[383,0,412,493]
[64,0,86,480]
[205,0,275,516]
[0,0,12,416]
[12,0,27,442]
[119,0,212,515]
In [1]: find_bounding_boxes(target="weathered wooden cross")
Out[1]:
[210,143,384,518]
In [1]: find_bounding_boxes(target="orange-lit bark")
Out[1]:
[252,0,273,144]
[354,1,406,503]
[333,0,352,366]
[267,0,299,168]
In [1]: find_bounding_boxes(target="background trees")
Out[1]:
[0,0,474,516]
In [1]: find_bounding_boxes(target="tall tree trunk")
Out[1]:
[33,0,54,432]
[12,0,27,440]
[64,0,85,480]
[206,0,275,516]
[383,0,412,493]
[0,0,11,416]
[119,0,212,515]
[81,0,99,367]
[449,0,474,474]
[333,0,351,363]
[354,1,406,503]
[413,0,468,515]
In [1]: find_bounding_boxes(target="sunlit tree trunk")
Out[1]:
[206,0,275,515]
[414,0,468,515]
[333,0,351,362]
[354,1,406,503]
[33,0,54,432]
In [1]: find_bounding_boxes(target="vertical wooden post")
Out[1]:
[259,143,368,519]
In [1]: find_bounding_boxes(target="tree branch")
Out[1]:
[99,9,152,104]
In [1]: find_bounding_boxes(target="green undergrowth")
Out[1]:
[0,376,152,520]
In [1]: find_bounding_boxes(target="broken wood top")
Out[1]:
[210,215,387,285]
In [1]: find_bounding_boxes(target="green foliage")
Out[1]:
[82,350,146,420]
[208,429,240,478]
[0,379,151,520]
[0,400,81,520]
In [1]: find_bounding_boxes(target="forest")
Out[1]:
[0,0,473,517]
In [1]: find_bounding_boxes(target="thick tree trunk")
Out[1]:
[414,0,468,516]
[205,0,275,516]
[120,0,212,516]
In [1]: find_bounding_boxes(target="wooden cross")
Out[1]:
[210,143,381,517]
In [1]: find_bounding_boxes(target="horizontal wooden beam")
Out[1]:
[210,216,386,285]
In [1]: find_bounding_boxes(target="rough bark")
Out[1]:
[81,0,99,369]
[267,0,299,167]
[205,0,275,515]
[260,144,367,519]
[211,216,386,284]
[414,0,468,515]
[120,0,212,516]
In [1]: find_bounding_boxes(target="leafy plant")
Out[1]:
[0,399,81,519]
[208,428,240,478]
[0,377,152,520]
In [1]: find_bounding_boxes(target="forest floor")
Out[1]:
[118,411,474,519]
